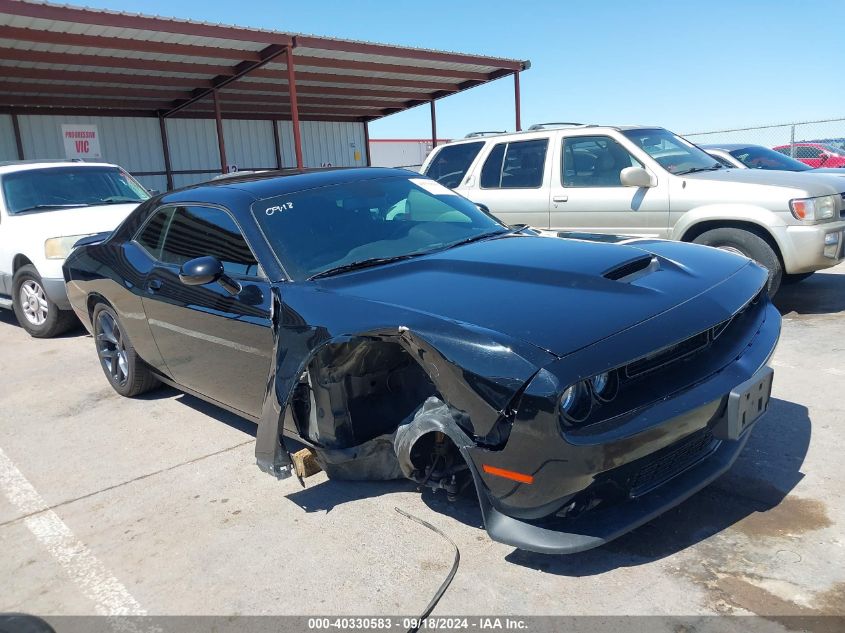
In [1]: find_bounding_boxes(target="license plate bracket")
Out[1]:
[714,367,774,440]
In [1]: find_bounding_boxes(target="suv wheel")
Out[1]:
[12,265,76,338]
[92,303,159,397]
[693,228,782,296]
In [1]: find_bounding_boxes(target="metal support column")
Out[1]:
[11,112,24,160]
[213,89,227,174]
[285,46,304,169]
[514,71,522,132]
[158,113,174,190]
[430,100,437,149]
[363,120,371,166]
[272,119,282,170]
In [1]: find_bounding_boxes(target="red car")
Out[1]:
[773,142,845,168]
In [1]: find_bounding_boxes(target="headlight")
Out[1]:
[590,370,619,402]
[559,381,591,424]
[789,195,837,221]
[44,234,93,260]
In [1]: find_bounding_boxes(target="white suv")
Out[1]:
[0,160,149,337]
[421,124,845,294]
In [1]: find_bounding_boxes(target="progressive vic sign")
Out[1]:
[61,124,102,159]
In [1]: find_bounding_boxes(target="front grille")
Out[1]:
[627,428,718,497]
[623,287,764,379]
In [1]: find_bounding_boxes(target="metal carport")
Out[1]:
[0,0,529,189]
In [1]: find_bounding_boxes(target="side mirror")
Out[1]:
[179,256,241,295]
[620,166,656,188]
[819,153,829,164]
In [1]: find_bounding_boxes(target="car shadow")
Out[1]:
[138,385,258,438]
[0,307,86,338]
[284,478,419,514]
[416,397,810,573]
[774,270,845,316]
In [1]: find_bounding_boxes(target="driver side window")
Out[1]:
[136,206,260,277]
[562,136,642,188]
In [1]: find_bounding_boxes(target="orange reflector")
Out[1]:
[482,464,534,484]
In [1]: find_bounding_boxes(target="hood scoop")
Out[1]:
[603,255,660,283]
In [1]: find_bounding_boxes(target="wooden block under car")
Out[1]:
[292,448,322,478]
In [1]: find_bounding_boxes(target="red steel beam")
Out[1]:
[272,120,282,169]
[0,96,172,109]
[363,121,371,167]
[0,70,434,100]
[284,55,489,81]
[0,47,233,75]
[286,47,304,169]
[246,69,460,91]
[294,35,524,70]
[158,114,174,190]
[0,106,367,122]
[0,25,265,62]
[163,43,288,117]
[430,100,437,149]
[0,66,211,88]
[212,89,227,174]
[0,0,293,46]
[0,82,411,109]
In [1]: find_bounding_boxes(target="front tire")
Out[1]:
[12,265,75,338]
[92,303,159,397]
[693,228,782,296]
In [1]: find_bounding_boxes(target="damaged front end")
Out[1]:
[255,284,552,497]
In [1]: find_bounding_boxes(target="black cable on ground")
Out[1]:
[394,507,461,633]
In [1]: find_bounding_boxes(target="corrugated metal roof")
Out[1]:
[0,0,529,122]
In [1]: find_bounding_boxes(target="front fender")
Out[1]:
[672,204,787,244]
[255,287,553,475]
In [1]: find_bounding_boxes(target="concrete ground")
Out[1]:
[0,263,843,626]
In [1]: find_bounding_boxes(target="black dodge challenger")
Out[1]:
[63,168,780,554]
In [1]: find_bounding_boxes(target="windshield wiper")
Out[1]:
[98,196,142,204]
[436,228,513,252]
[13,203,88,214]
[676,164,724,175]
[308,253,425,280]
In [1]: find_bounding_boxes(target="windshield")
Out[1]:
[2,166,149,214]
[622,128,721,174]
[252,176,507,281]
[729,146,811,171]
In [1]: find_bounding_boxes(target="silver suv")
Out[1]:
[420,124,845,294]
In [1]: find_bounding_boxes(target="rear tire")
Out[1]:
[12,265,75,338]
[693,228,782,296]
[92,303,159,397]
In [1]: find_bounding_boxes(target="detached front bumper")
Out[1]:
[775,220,845,273]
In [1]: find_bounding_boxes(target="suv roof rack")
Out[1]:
[464,131,507,138]
[527,122,595,130]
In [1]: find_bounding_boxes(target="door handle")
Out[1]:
[553,195,568,203]
[146,279,163,293]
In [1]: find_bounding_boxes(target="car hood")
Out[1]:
[311,234,759,358]
[685,168,845,195]
[11,203,139,238]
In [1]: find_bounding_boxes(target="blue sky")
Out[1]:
[67,0,845,140]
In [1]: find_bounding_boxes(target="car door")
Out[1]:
[137,204,274,419]
[549,134,671,237]
[462,136,552,228]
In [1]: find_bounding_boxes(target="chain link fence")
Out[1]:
[683,117,845,159]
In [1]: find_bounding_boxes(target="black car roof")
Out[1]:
[159,167,417,206]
